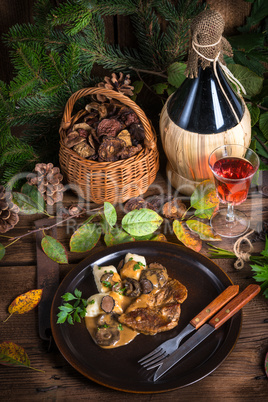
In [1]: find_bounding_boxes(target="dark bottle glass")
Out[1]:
[167,63,244,134]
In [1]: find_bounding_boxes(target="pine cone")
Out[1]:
[96,72,134,102]
[0,185,20,233]
[27,163,65,206]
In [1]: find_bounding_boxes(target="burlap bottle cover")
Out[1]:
[185,9,246,123]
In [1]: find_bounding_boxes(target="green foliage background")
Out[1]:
[0,0,267,186]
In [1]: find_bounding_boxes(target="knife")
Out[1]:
[139,285,239,366]
[153,284,260,381]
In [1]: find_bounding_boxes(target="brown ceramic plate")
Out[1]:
[51,241,241,393]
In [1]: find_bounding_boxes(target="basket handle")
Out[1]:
[60,87,156,150]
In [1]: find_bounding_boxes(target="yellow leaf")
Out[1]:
[5,289,43,321]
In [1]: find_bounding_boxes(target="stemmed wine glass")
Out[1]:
[208,144,259,238]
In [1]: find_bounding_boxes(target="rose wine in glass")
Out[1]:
[208,145,259,237]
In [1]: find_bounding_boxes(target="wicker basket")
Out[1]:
[59,87,159,204]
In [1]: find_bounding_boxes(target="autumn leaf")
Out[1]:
[194,204,219,219]
[186,220,221,241]
[191,180,219,212]
[122,208,163,237]
[0,342,31,368]
[173,220,202,252]
[0,341,44,372]
[104,227,135,247]
[3,289,43,322]
[70,223,101,252]
[41,235,68,263]
[150,233,168,242]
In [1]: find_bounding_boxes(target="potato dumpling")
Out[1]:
[120,259,145,281]
[125,253,146,267]
[93,264,118,293]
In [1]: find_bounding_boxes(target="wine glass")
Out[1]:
[208,144,259,238]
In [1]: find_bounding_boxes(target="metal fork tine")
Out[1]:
[138,347,161,363]
[142,351,168,368]
[139,349,165,366]
[145,360,164,370]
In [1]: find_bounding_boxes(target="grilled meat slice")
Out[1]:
[118,278,187,335]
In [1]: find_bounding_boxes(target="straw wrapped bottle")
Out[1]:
[160,9,251,196]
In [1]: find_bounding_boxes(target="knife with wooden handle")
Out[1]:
[153,284,260,381]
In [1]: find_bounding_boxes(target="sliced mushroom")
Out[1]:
[73,122,92,131]
[122,278,141,297]
[95,326,120,346]
[140,278,154,294]
[140,263,168,289]
[101,295,115,313]
[85,102,100,113]
[100,272,121,288]
[73,141,95,158]
[95,314,120,346]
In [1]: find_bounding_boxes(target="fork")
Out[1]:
[138,285,239,369]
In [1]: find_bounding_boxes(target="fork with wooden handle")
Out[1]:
[138,285,239,368]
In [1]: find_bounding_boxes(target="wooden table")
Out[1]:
[1,170,268,401]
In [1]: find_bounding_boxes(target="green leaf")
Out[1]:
[41,235,68,264]
[229,33,264,53]
[238,0,268,32]
[70,223,101,252]
[247,104,260,127]
[74,288,82,298]
[61,292,77,301]
[21,182,45,212]
[57,311,68,324]
[261,237,268,258]
[190,180,219,211]
[167,62,186,88]
[104,227,135,247]
[152,82,168,95]
[122,208,163,237]
[259,112,268,140]
[186,220,221,241]
[173,220,202,252]
[132,80,143,95]
[227,64,263,97]
[265,352,268,377]
[103,202,117,227]
[12,192,43,215]
[0,243,5,261]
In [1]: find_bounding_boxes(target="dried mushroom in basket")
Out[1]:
[98,137,126,162]
[64,77,145,162]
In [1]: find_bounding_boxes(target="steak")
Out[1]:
[118,278,187,335]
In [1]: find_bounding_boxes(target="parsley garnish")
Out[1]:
[57,288,87,325]
[133,261,144,271]
[102,280,112,287]
[118,323,123,331]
